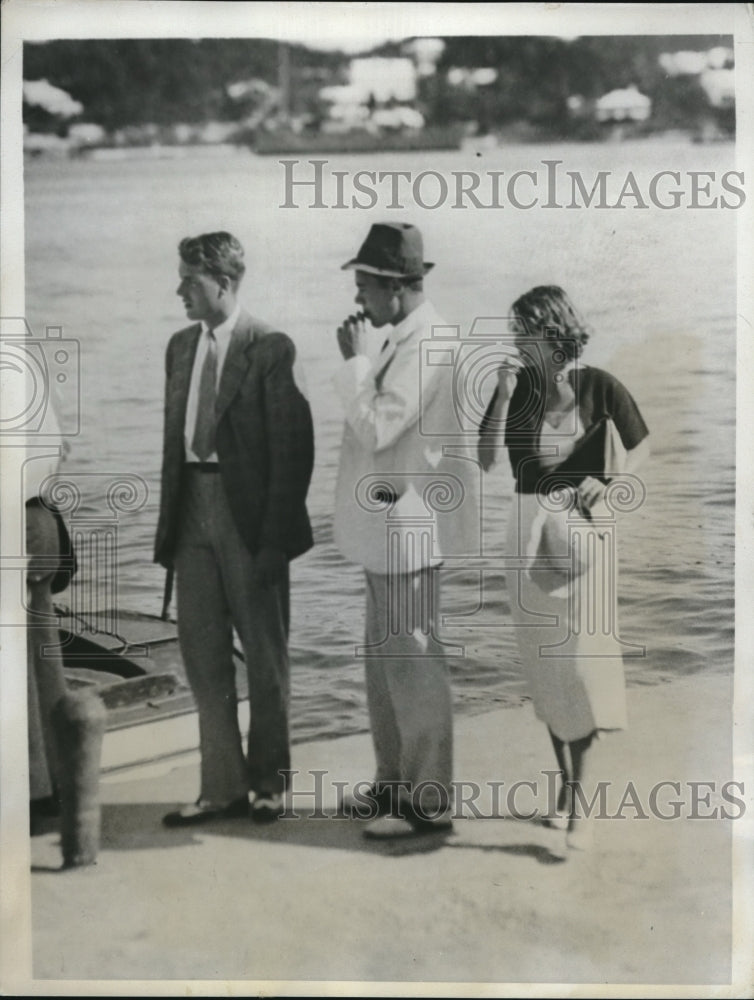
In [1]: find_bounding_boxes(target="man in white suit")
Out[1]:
[333,223,478,839]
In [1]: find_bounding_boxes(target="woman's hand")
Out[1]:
[576,475,607,515]
[477,362,519,472]
[496,361,519,402]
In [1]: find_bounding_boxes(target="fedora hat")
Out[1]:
[341,222,434,278]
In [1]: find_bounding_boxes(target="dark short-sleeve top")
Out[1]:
[480,364,649,494]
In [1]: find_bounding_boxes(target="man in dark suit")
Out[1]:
[155,231,314,826]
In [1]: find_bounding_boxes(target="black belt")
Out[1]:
[187,463,220,473]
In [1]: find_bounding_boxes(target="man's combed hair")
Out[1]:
[512,285,591,360]
[178,231,246,284]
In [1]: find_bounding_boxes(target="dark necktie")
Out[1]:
[191,330,217,460]
[374,336,394,392]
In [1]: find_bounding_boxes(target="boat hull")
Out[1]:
[57,607,247,772]
[253,124,465,155]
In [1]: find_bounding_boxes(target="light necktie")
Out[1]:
[191,330,218,461]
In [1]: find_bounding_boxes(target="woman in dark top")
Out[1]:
[479,286,650,850]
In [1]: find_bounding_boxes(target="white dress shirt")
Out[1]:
[333,300,480,575]
[184,303,240,463]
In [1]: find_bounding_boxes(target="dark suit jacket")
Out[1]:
[154,309,315,569]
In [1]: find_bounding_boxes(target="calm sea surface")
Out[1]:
[23,139,736,743]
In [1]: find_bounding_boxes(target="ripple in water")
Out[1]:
[24,142,736,742]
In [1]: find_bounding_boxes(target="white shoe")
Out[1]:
[566,818,594,851]
[363,814,452,840]
[251,793,284,823]
[542,810,569,831]
[363,816,418,839]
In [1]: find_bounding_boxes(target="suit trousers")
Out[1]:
[175,467,290,803]
[363,567,452,814]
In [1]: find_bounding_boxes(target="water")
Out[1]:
[23,139,736,743]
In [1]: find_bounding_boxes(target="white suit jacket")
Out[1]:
[333,300,480,575]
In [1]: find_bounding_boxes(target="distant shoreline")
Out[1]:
[23,125,734,162]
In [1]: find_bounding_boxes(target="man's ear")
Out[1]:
[216,274,232,294]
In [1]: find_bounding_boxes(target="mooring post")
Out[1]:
[51,689,106,868]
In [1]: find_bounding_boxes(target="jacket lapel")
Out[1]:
[216,311,256,420]
[168,325,201,440]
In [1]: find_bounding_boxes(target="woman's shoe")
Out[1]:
[542,810,569,831]
[566,817,594,851]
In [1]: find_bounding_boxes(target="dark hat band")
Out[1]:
[341,222,434,277]
[341,253,434,278]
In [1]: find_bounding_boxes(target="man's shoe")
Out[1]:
[363,813,453,840]
[162,797,249,828]
[402,801,454,834]
[407,813,453,835]
[363,816,418,839]
[251,793,284,824]
[340,783,395,819]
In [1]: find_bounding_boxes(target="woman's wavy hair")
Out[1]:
[511,285,590,360]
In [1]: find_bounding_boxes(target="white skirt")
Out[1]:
[505,491,628,742]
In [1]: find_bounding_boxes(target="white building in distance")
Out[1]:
[595,85,651,123]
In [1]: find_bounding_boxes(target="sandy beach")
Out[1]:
[20,670,749,994]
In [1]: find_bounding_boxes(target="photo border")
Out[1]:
[2,3,752,996]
